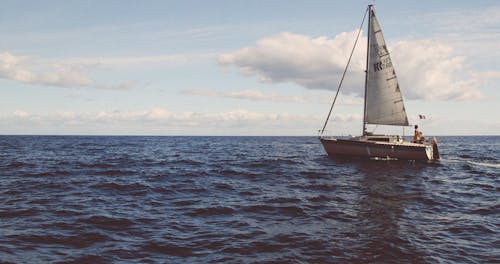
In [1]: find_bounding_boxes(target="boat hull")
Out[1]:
[320,137,436,161]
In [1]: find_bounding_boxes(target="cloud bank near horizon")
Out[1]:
[2,108,351,135]
[2,108,498,135]
[1,108,325,127]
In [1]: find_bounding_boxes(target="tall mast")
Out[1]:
[319,7,368,138]
[362,5,372,136]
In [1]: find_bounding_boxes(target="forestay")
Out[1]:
[364,9,409,126]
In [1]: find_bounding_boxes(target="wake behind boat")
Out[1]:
[319,5,439,161]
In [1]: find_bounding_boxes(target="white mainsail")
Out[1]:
[364,9,409,126]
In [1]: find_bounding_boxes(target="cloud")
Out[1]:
[63,53,215,67]
[391,40,483,100]
[416,6,500,33]
[219,31,484,101]
[0,52,134,90]
[469,70,500,80]
[400,6,500,68]
[219,31,365,94]
[1,108,311,125]
[12,110,30,118]
[4,108,497,135]
[1,108,348,135]
[0,108,365,137]
[182,89,307,103]
[182,89,362,105]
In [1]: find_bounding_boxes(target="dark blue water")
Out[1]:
[0,136,498,263]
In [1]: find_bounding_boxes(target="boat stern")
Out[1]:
[431,137,440,160]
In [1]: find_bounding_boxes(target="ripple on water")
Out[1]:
[60,254,111,264]
[185,206,235,217]
[242,205,306,217]
[213,182,234,190]
[264,197,301,204]
[92,182,148,192]
[9,232,109,249]
[141,241,197,257]
[172,200,199,207]
[77,215,135,231]
[0,136,498,263]
[0,209,40,218]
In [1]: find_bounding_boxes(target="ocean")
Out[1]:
[0,136,498,263]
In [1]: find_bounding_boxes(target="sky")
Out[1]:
[0,0,499,136]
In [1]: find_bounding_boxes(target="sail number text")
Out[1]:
[373,57,392,72]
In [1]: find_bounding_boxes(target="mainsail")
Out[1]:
[364,9,409,126]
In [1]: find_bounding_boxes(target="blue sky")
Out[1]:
[1,0,499,135]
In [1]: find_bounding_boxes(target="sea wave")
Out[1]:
[0,135,498,263]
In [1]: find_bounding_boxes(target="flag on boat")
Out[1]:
[419,114,426,119]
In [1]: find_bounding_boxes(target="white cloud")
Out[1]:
[469,70,500,80]
[3,108,497,135]
[416,6,500,33]
[332,113,362,123]
[219,31,365,94]
[0,52,134,90]
[0,108,341,135]
[1,108,304,125]
[12,110,30,118]
[182,89,362,105]
[219,31,485,101]
[182,89,307,103]
[391,40,483,100]
[62,53,215,67]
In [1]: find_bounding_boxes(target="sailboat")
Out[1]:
[319,5,439,161]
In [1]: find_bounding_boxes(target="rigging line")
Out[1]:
[320,6,369,138]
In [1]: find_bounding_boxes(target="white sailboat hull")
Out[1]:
[320,137,437,161]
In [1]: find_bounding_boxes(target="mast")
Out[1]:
[362,5,372,136]
[319,7,368,138]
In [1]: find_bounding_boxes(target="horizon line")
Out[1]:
[0,134,498,137]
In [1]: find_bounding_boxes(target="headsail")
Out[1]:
[364,9,409,126]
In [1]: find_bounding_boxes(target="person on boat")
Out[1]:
[413,125,424,143]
